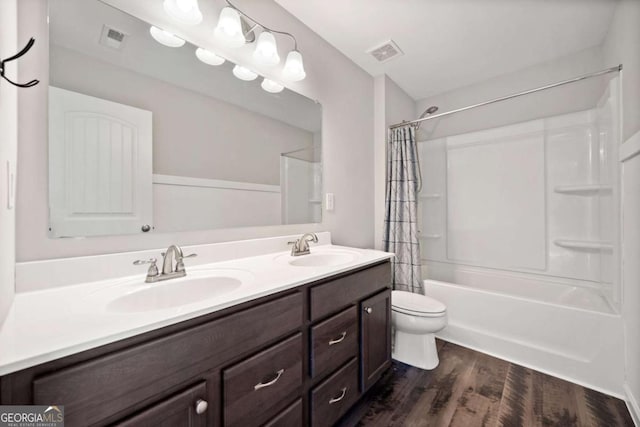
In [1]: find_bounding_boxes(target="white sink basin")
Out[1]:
[86,269,254,313]
[275,249,360,267]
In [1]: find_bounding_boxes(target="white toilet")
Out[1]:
[391,290,447,370]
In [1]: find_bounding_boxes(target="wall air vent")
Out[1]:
[99,25,127,50]
[367,40,403,63]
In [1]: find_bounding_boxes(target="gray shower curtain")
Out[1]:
[383,126,423,293]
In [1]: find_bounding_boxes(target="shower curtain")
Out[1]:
[383,126,423,293]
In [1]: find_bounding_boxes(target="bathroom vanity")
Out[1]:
[0,239,392,427]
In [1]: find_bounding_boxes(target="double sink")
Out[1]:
[90,246,361,314]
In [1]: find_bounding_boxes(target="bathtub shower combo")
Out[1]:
[402,68,624,396]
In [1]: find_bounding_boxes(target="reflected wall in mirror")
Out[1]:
[48,0,322,238]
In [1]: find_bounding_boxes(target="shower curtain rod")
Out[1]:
[389,64,622,130]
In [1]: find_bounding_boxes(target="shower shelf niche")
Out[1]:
[554,239,613,251]
[554,184,613,195]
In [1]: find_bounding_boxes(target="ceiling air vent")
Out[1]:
[367,40,403,63]
[99,25,128,50]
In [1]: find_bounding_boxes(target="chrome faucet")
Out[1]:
[288,233,318,256]
[134,244,197,283]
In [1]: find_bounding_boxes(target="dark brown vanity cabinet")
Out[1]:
[361,290,392,390]
[0,260,391,426]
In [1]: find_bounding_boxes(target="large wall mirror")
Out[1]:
[48,0,322,238]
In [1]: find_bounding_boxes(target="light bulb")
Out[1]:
[195,48,225,66]
[253,31,280,66]
[282,50,306,81]
[214,7,245,48]
[232,65,258,81]
[261,78,284,93]
[163,0,203,26]
[149,26,185,48]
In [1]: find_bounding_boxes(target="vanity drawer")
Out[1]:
[32,292,302,426]
[310,262,391,321]
[264,399,303,427]
[310,305,358,379]
[310,358,359,427]
[223,333,303,427]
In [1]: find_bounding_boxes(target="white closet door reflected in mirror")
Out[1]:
[49,87,153,238]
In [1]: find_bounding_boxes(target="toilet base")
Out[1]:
[392,330,439,370]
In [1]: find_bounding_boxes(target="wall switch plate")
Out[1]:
[6,160,15,210]
[325,193,335,211]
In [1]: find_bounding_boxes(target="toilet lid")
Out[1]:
[391,290,446,315]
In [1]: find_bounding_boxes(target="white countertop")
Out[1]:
[0,244,392,376]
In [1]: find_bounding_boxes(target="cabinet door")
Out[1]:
[360,289,391,390]
[116,382,208,427]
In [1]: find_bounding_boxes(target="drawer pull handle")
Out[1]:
[364,307,373,314]
[329,331,347,346]
[195,399,208,415]
[329,387,347,404]
[254,369,285,390]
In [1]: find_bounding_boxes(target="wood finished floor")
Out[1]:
[339,340,634,427]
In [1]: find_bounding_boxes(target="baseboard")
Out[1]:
[625,383,640,427]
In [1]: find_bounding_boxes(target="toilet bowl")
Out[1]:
[391,290,447,370]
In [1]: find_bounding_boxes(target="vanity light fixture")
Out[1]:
[214,7,246,48]
[261,78,284,93]
[253,31,280,66]
[149,26,185,48]
[215,0,307,81]
[232,65,258,81]
[163,0,203,26]
[282,50,306,82]
[195,47,225,66]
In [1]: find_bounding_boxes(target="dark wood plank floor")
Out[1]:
[339,340,634,427]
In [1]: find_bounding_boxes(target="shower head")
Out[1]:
[415,105,439,130]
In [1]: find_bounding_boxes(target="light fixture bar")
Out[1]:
[224,0,298,51]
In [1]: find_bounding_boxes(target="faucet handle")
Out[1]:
[133,258,157,265]
[133,258,159,277]
[175,253,197,273]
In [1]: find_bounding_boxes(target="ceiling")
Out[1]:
[275,0,618,100]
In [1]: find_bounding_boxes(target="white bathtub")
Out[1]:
[424,272,626,396]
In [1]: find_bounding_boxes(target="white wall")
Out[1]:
[51,46,313,186]
[0,0,18,325]
[603,0,640,142]
[373,75,415,249]
[16,0,375,262]
[621,134,640,424]
[603,1,640,419]
[415,47,606,140]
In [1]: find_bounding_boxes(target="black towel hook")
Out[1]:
[0,37,39,88]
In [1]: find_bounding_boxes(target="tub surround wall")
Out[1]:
[16,0,375,262]
[420,107,619,307]
[0,0,18,326]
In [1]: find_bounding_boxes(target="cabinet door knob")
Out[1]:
[195,399,208,415]
[328,331,347,346]
[254,368,285,390]
[364,307,373,314]
[329,387,347,404]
